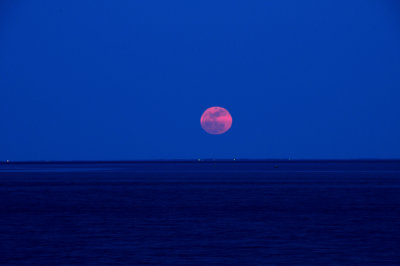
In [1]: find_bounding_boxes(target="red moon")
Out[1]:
[200,107,232,135]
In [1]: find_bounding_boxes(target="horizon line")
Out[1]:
[2,159,400,164]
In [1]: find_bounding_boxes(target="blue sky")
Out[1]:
[1,0,400,160]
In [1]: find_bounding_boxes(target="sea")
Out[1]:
[0,160,399,265]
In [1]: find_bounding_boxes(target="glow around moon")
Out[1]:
[200,107,232,135]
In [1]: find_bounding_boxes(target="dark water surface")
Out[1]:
[1,161,400,265]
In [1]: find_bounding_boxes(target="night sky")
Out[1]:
[1,0,400,160]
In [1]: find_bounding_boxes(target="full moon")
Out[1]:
[200,107,232,135]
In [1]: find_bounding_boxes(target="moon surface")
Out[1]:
[200,107,232,135]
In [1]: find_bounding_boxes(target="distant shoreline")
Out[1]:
[2,159,400,164]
